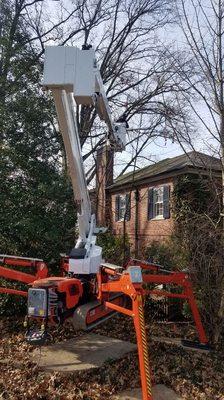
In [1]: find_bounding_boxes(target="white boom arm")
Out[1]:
[43,46,126,274]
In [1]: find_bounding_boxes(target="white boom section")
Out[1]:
[51,89,92,246]
[43,46,126,274]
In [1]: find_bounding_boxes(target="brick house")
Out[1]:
[95,149,221,255]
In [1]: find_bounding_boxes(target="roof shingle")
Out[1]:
[108,151,221,189]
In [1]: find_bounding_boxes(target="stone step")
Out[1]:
[32,333,136,372]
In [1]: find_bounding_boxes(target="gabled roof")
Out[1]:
[108,151,221,190]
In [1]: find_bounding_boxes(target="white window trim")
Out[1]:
[153,186,164,218]
[151,215,165,221]
[115,194,127,222]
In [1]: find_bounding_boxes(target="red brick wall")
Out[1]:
[110,177,174,253]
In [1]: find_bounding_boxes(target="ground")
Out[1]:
[0,314,223,400]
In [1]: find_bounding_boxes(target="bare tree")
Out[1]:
[169,0,224,346]
[1,0,194,179]
[12,0,192,178]
[175,0,224,222]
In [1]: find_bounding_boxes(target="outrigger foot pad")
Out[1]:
[181,340,211,351]
[26,330,49,346]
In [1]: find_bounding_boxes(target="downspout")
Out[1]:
[135,188,140,258]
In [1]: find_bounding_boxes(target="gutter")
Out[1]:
[106,166,222,193]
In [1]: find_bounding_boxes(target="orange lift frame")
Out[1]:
[98,259,208,400]
[0,255,208,400]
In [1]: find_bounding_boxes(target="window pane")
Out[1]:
[153,187,164,217]
[119,195,126,220]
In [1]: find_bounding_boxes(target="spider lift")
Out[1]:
[0,46,209,400]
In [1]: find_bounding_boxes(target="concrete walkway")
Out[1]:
[112,385,182,400]
[33,333,136,372]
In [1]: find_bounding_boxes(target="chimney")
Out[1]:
[95,145,114,226]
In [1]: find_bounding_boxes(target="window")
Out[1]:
[153,187,164,217]
[148,186,170,220]
[115,193,131,221]
[117,194,126,220]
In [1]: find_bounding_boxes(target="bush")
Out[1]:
[142,240,174,269]
[142,239,188,271]
[0,279,27,316]
[97,232,130,266]
[172,174,224,347]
